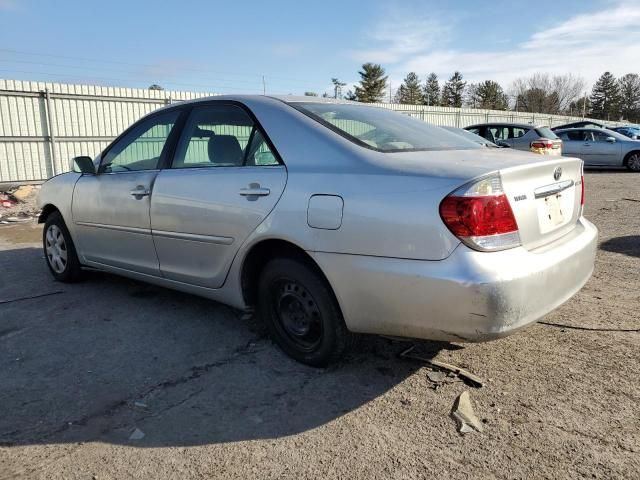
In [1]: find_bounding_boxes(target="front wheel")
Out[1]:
[626,152,640,172]
[43,211,83,282]
[258,257,354,367]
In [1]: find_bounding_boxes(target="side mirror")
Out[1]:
[72,156,95,174]
[496,140,511,148]
[606,136,616,143]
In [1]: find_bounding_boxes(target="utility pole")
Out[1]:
[582,91,587,119]
[389,81,392,103]
[262,75,266,95]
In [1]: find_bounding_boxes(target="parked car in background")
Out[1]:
[465,123,562,155]
[38,96,597,366]
[555,127,640,171]
[610,125,640,140]
[552,120,607,131]
[441,126,506,148]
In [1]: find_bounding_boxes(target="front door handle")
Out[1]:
[130,186,151,198]
[239,183,270,197]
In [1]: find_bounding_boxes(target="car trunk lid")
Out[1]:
[499,157,583,250]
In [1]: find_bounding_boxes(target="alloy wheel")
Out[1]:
[628,153,640,171]
[45,224,68,273]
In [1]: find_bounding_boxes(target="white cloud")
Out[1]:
[358,1,640,90]
[348,9,452,64]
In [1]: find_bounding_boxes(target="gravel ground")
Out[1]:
[0,171,638,479]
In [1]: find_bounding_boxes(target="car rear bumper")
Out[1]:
[311,217,598,342]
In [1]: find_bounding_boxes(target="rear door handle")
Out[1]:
[239,185,270,197]
[130,187,151,198]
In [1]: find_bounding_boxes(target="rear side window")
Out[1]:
[173,104,279,168]
[292,102,479,152]
[512,127,527,138]
[535,127,559,139]
[559,131,583,141]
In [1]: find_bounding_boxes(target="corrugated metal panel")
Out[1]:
[0,79,622,183]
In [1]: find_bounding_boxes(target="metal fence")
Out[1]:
[0,79,617,183]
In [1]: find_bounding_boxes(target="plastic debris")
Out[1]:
[451,391,483,434]
[399,345,485,388]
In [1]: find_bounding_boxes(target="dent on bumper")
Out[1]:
[311,218,598,342]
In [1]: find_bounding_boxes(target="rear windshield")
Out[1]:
[535,127,559,139]
[291,102,480,152]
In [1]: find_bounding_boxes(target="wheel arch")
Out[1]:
[38,204,61,223]
[623,149,640,167]
[240,238,334,308]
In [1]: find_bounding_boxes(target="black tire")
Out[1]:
[625,151,640,172]
[43,211,83,282]
[258,257,354,367]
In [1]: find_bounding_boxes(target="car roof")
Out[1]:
[465,122,544,129]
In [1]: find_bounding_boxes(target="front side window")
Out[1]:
[100,110,180,173]
[291,102,479,152]
[559,130,583,141]
[173,104,278,168]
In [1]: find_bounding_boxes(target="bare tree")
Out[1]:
[510,73,585,114]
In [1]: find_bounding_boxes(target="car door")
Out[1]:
[581,130,619,165]
[72,109,182,275]
[558,130,583,158]
[150,103,287,288]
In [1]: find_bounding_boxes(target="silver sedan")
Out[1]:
[555,127,640,171]
[38,96,598,365]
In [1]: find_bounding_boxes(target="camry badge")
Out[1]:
[553,167,562,181]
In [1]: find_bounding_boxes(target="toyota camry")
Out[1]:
[38,96,598,366]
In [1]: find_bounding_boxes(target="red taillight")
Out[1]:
[440,174,521,251]
[580,174,585,206]
[440,194,518,237]
[531,141,553,149]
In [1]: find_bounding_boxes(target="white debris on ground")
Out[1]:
[451,391,484,434]
[0,185,40,224]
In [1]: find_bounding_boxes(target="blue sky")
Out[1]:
[0,0,638,96]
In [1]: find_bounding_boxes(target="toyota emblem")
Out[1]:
[553,167,562,181]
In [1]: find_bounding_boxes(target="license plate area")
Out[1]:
[537,193,571,234]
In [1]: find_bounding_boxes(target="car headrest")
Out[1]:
[208,135,243,165]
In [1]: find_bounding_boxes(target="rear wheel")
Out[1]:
[258,257,354,367]
[625,152,640,172]
[43,212,83,282]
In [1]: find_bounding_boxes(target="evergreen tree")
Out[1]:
[617,73,640,122]
[568,95,591,117]
[354,63,388,103]
[397,72,422,104]
[344,90,357,101]
[441,71,466,107]
[393,84,407,104]
[423,73,440,106]
[589,72,620,120]
[470,80,508,110]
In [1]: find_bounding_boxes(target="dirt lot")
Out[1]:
[0,171,638,479]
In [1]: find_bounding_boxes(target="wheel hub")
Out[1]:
[45,225,68,274]
[272,280,322,350]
